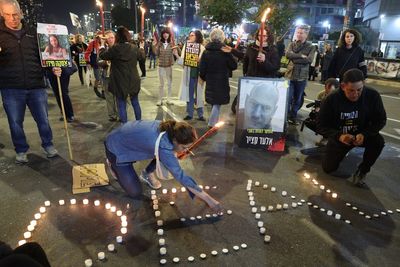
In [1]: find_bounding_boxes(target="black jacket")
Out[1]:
[199,41,237,105]
[328,46,367,80]
[243,44,280,78]
[317,86,386,139]
[0,19,45,89]
[99,42,145,99]
[321,50,333,71]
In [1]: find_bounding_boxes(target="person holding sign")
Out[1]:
[43,34,68,60]
[0,0,58,164]
[199,28,238,127]
[105,119,222,212]
[178,30,206,121]
[70,34,88,85]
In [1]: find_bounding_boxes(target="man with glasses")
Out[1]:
[0,0,58,163]
[317,68,386,187]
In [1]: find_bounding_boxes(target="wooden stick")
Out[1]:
[56,76,74,160]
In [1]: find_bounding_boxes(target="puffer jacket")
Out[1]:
[0,19,45,89]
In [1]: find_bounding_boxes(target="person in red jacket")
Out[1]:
[84,32,105,99]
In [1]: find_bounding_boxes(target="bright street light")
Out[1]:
[295,18,304,26]
[380,14,385,19]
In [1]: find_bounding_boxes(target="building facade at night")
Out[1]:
[19,0,46,27]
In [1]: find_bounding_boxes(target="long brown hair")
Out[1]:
[159,120,197,144]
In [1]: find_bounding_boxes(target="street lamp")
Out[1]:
[322,20,331,33]
[95,0,105,35]
[295,18,304,26]
[140,6,146,39]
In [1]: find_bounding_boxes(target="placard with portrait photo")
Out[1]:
[37,23,71,68]
[234,77,289,151]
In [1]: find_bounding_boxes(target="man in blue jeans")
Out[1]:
[285,24,315,125]
[0,0,58,164]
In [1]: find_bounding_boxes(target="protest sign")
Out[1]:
[184,42,201,67]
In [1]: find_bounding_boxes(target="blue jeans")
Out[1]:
[186,77,203,118]
[1,88,53,153]
[149,55,156,69]
[288,80,307,119]
[105,145,156,198]
[208,105,221,127]
[117,94,141,123]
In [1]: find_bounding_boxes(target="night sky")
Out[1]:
[43,0,95,31]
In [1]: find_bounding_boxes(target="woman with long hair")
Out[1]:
[44,35,68,60]
[152,28,179,106]
[105,119,222,211]
[328,28,367,81]
[178,30,206,121]
[99,26,145,123]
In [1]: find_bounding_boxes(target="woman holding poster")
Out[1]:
[178,30,206,121]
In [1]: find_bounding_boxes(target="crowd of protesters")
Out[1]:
[0,0,390,265]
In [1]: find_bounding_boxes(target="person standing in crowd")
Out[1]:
[199,28,238,127]
[138,38,146,77]
[148,39,156,69]
[328,28,367,81]
[178,30,206,121]
[99,26,144,124]
[0,241,52,267]
[320,43,333,83]
[70,34,87,85]
[84,31,105,99]
[0,0,58,164]
[285,24,315,125]
[317,69,386,187]
[46,64,77,123]
[105,119,222,212]
[276,37,285,65]
[152,28,179,106]
[98,30,118,122]
[225,27,280,114]
[308,45,320,81]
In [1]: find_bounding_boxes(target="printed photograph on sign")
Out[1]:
[235,77,289,151]
[183,42,201,67]
[37,23,71,68]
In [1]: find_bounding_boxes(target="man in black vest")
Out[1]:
[317,68,386,187]
[0,0,58,163]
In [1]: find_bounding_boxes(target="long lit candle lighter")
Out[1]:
[177,121,225,159]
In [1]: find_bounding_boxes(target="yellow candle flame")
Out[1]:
[261,8,271,23]
[214,121,225,128]
[96,0,103,7]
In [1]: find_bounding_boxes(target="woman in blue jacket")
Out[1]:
[105,120,221,210]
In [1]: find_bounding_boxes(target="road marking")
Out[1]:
[161,106,181,121]
[395,129,400,135]
[380,131,400,140]
[141,86,153,96]
[230,84,238,89]
[381,94,400,100]
[174,68,183,72]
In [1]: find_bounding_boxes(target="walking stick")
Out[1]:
[56,76,74,160]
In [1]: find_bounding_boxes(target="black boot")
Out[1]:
[94,87,104,99]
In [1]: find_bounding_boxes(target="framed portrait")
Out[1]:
[37,23,71,68]
[234,77,289,151]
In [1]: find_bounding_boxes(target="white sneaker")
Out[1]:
[44,146,58,158]
[15,152,28,164]
[139,170,162,189]
[156,101,163,106]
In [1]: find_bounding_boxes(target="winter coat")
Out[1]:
[178,42,205,107]
[243,43,280,77]
[152,42,175,67]
[199,41,237,105]
[285,40,315,81]
[327,45,367,80]
[0,19,45,89]
[321,50,333,71]
[99,42,144,99]
[84,39,100,68]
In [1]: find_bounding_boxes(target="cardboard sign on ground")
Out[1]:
[72,163,109,194]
